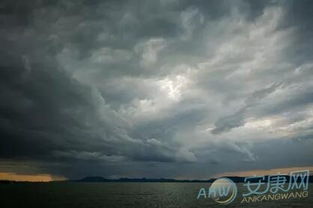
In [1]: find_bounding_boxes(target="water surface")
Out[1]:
[0,183,311,208]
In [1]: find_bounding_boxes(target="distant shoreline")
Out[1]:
[1,175,312,183]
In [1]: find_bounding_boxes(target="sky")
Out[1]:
[0,0,312,181]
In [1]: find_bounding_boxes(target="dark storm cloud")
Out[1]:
[0,0,313,179]
[0,55,125,159]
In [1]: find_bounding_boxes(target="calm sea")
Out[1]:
[0,183,311,208]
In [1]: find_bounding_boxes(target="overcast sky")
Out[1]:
[0,0,312,180]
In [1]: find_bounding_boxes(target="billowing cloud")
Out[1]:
[0,0,312,179]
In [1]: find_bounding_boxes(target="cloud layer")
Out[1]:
[0,0,312,179]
